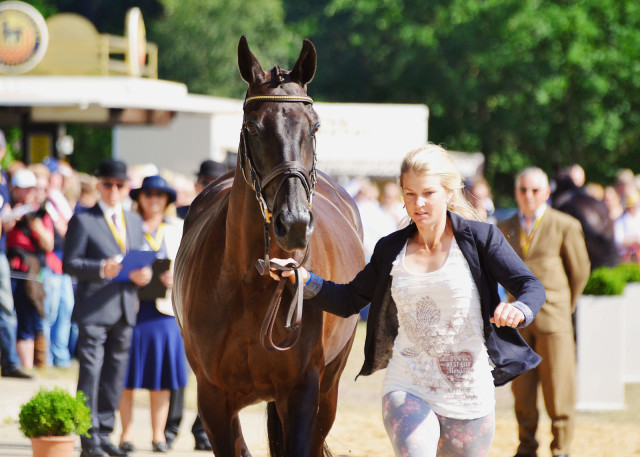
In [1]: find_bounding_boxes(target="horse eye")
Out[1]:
[311,123,320,135]
[245,121,260,135]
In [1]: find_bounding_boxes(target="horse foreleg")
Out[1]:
[196,382,251,457]
[274,370,321,457]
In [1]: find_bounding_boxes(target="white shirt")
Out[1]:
[382,238,495,419]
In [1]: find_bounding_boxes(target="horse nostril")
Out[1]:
[274,213,287,238]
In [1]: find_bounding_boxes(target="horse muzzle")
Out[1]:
[273,208,314,251]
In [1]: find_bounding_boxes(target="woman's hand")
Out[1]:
[159,269,173,288]
[268,258,310,285]
[490,302,525,328]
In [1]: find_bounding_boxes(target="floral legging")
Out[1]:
[382,391,495,457]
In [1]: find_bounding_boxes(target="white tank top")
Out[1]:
[382,238,495,419]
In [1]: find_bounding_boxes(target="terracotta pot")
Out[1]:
[30,435,75,457]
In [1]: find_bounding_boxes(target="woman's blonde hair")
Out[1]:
[400,143,479,221]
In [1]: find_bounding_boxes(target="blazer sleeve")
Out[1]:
[561,219,591,310]
[62,213,103,281]
[483,224,546,318]
[306,239,384,318]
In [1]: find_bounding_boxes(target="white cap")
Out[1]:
[12,169,37,189]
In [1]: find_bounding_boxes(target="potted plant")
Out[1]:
[19,387,91,457]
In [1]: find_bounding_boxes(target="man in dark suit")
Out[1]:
[176,159,226,220]
[63,160,151,457]
[498,167,590,457]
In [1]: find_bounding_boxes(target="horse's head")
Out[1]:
[237,36,318,252]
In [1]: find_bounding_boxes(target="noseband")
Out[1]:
[240,94,317,351]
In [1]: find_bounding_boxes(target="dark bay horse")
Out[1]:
[172,36,365,457]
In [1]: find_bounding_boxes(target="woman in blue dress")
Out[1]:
[118,175,187,453]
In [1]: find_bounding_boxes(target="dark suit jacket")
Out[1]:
[308,212,546,386]
[63,204,145,326]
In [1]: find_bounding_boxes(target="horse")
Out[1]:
[172,36,365,457]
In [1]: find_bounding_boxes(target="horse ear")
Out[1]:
[290,39,317,87]
[238,35,265,85]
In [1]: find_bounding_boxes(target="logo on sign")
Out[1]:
[0,1,48,74]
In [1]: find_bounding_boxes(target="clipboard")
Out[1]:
[138,258,172,301]
[111,250,157,282]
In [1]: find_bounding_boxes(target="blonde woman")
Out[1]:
[271,143,545,457]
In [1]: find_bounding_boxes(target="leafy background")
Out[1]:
[20,0,640,205]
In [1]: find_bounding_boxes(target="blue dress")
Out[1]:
[123,232,187,390]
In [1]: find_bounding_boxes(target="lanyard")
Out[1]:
[144,223,165,252]
[519,209,545,256]
[105,210,127,253]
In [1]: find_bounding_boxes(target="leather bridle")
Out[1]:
[240,93,317,351]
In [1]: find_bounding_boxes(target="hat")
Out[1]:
[12,169,37,189]
[130,175,177,204]
[196,160,226,178]
[95,159,127,180]
[42,156,59,173]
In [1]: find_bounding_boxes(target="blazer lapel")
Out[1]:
[503,215,523,258]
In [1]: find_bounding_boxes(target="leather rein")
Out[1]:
[240,94,316,351]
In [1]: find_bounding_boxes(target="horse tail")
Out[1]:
[323,442,334,457]
[266,401,284,457]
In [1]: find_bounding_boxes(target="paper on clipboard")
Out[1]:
[111,250,157,282]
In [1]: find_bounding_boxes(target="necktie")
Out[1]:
[524,216,533,234]
[111,212,126,252]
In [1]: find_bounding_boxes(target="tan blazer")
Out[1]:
[498,207,590,333]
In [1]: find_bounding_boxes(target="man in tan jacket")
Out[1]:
[498,167,590,457]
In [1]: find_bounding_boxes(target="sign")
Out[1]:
[0,1,48,74]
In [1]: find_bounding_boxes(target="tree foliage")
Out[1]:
[148,0,301,98]
[283,0,640,203]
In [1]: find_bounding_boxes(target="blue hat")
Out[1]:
[130,175,177,204]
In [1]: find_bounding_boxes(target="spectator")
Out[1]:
[35,160,76,368]
[552,169,619,270]
[615,168,636,209]
[176,160,227,219]
[118,176,187,454]
[498,167,590,457]
[75,173,100,213]
[63,159,152,457]
[6,168,53,370]
[613,191,640,263]
[584,182,604,201]
[0,130,32,379]
[380,181,406,226]
[603,185,624,222]
[466,177,496,224]
[354,179,397,261]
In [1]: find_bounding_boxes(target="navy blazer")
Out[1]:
[308,212,546,386]
[63,204,145,327]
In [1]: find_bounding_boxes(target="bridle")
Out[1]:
[239,93,317,351]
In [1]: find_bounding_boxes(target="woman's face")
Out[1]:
[401,171,450,230]
[138,189,168,217]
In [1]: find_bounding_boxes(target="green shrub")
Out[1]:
[583,267,626,296]
[614,262,640,283]
[19,388,91,438]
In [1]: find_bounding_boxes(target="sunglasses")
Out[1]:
[102,182,125,189]
[518,187,540,194]
[142,190,165,198]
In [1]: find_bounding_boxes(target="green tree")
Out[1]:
[284,0,640,204]
[149,0,301,98]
